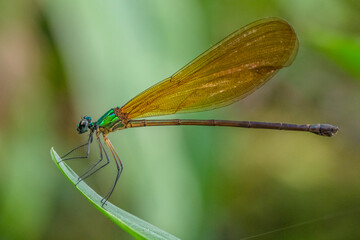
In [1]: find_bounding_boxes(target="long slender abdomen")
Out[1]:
[127,119,338,137]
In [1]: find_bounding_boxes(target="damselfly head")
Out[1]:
[77,116,92,134]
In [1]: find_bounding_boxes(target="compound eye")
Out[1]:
[77,119,89,134]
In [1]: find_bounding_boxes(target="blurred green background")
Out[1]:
[1,0,360,239]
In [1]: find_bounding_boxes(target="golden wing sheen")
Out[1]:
[120,18,299,119]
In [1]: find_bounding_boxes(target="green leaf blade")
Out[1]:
[50,148,180,240]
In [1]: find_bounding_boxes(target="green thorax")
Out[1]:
[96,109,120,130]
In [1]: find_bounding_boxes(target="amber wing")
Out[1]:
[120,18,299,119]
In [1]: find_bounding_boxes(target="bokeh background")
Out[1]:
[1,0,360,239]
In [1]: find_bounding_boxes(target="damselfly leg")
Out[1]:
[101,136,123,206]
[61,132,111,184]
[76,135,110,184]
[61,131,123,206]
[61,132,93,161]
